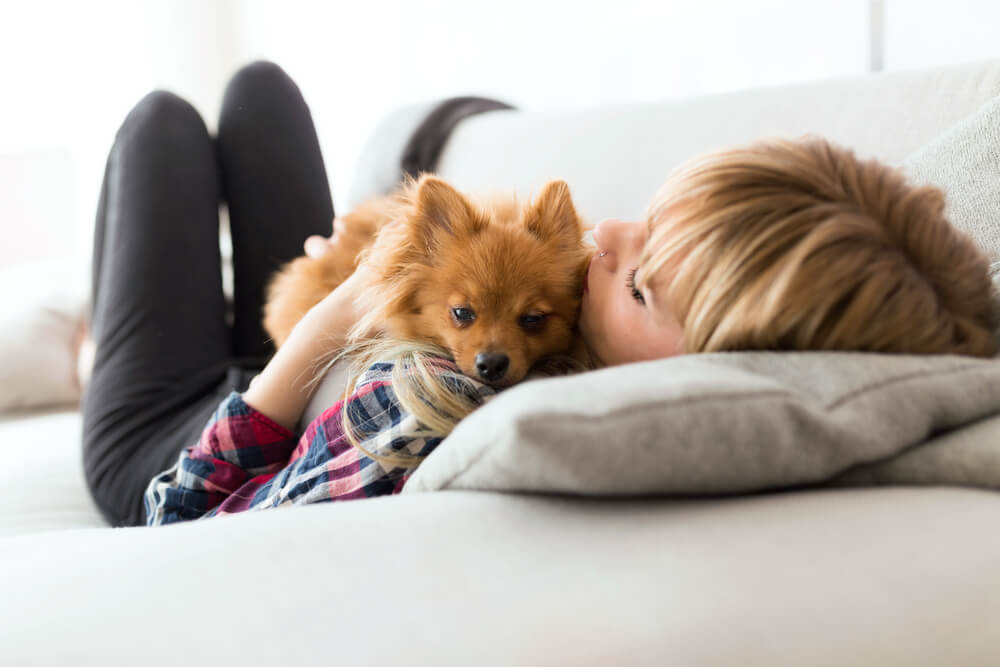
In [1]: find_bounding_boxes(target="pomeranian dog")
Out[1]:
[263,174,591,387]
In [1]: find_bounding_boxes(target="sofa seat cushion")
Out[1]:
[2,488,1000,666]
[0,409,105,536]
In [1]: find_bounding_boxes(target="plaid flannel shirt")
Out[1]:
[144,360,494,526]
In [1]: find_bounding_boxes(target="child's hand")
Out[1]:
[303,233,334,259]
[302,215,402,339]
[303,216,376,259]
[244,254,382,430]
[303,258,381,339]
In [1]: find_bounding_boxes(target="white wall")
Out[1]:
[230,0,869,211]
[0,0,243,267]
[0,0,997,272]
[884,0,1000,69]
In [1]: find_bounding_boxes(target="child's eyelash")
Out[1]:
[626,268,646,305]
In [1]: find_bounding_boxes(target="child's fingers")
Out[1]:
[303,234,333,258]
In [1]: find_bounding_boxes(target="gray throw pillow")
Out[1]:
[404,352,1000,495]
[902,94,1000,280]
[405,95,1000,497]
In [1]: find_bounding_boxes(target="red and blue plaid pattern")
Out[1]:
[144,360,494,525]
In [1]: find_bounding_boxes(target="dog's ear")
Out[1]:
[413,176,480,243]
[527,180,582,245]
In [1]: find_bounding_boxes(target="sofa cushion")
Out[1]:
[4,487,1000,666]
[403,352,1000,495]
[902,95,1000,273]
[432,61,1000,224]
[899,94,1000,347]
[0,259,88,413]
[0,409,105,536]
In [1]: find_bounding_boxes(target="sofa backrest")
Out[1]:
[426,60,1000,223]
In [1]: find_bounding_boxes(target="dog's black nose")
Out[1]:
[475,352,509,382]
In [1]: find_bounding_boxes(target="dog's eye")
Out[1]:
[518,313,548,332]
[451,307,477,323]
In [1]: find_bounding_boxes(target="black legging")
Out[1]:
[82,61,333,527]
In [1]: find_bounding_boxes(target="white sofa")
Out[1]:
[4,61,1000,666]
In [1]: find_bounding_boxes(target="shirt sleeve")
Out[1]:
[143,391,298,526]
[144,358,498,525]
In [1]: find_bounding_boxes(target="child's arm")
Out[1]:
[144,264,377,525]
[144,390,298,525]
[243,265,375,430]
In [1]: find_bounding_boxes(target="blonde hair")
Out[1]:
[637,136,998,357]
[312,338,584,469]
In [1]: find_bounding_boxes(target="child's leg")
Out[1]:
[83,91,234,527]
[217,61,335,362]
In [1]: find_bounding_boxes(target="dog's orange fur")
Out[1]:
[263,175,591,386]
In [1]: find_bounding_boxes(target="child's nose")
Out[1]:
[592,218,615,250]
[593,218,630,268]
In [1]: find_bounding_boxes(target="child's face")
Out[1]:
[579,218,684,367]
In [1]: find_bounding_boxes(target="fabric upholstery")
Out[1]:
[902,94,1000,274]
[3,488,1000,666]
[0,259,87,413]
